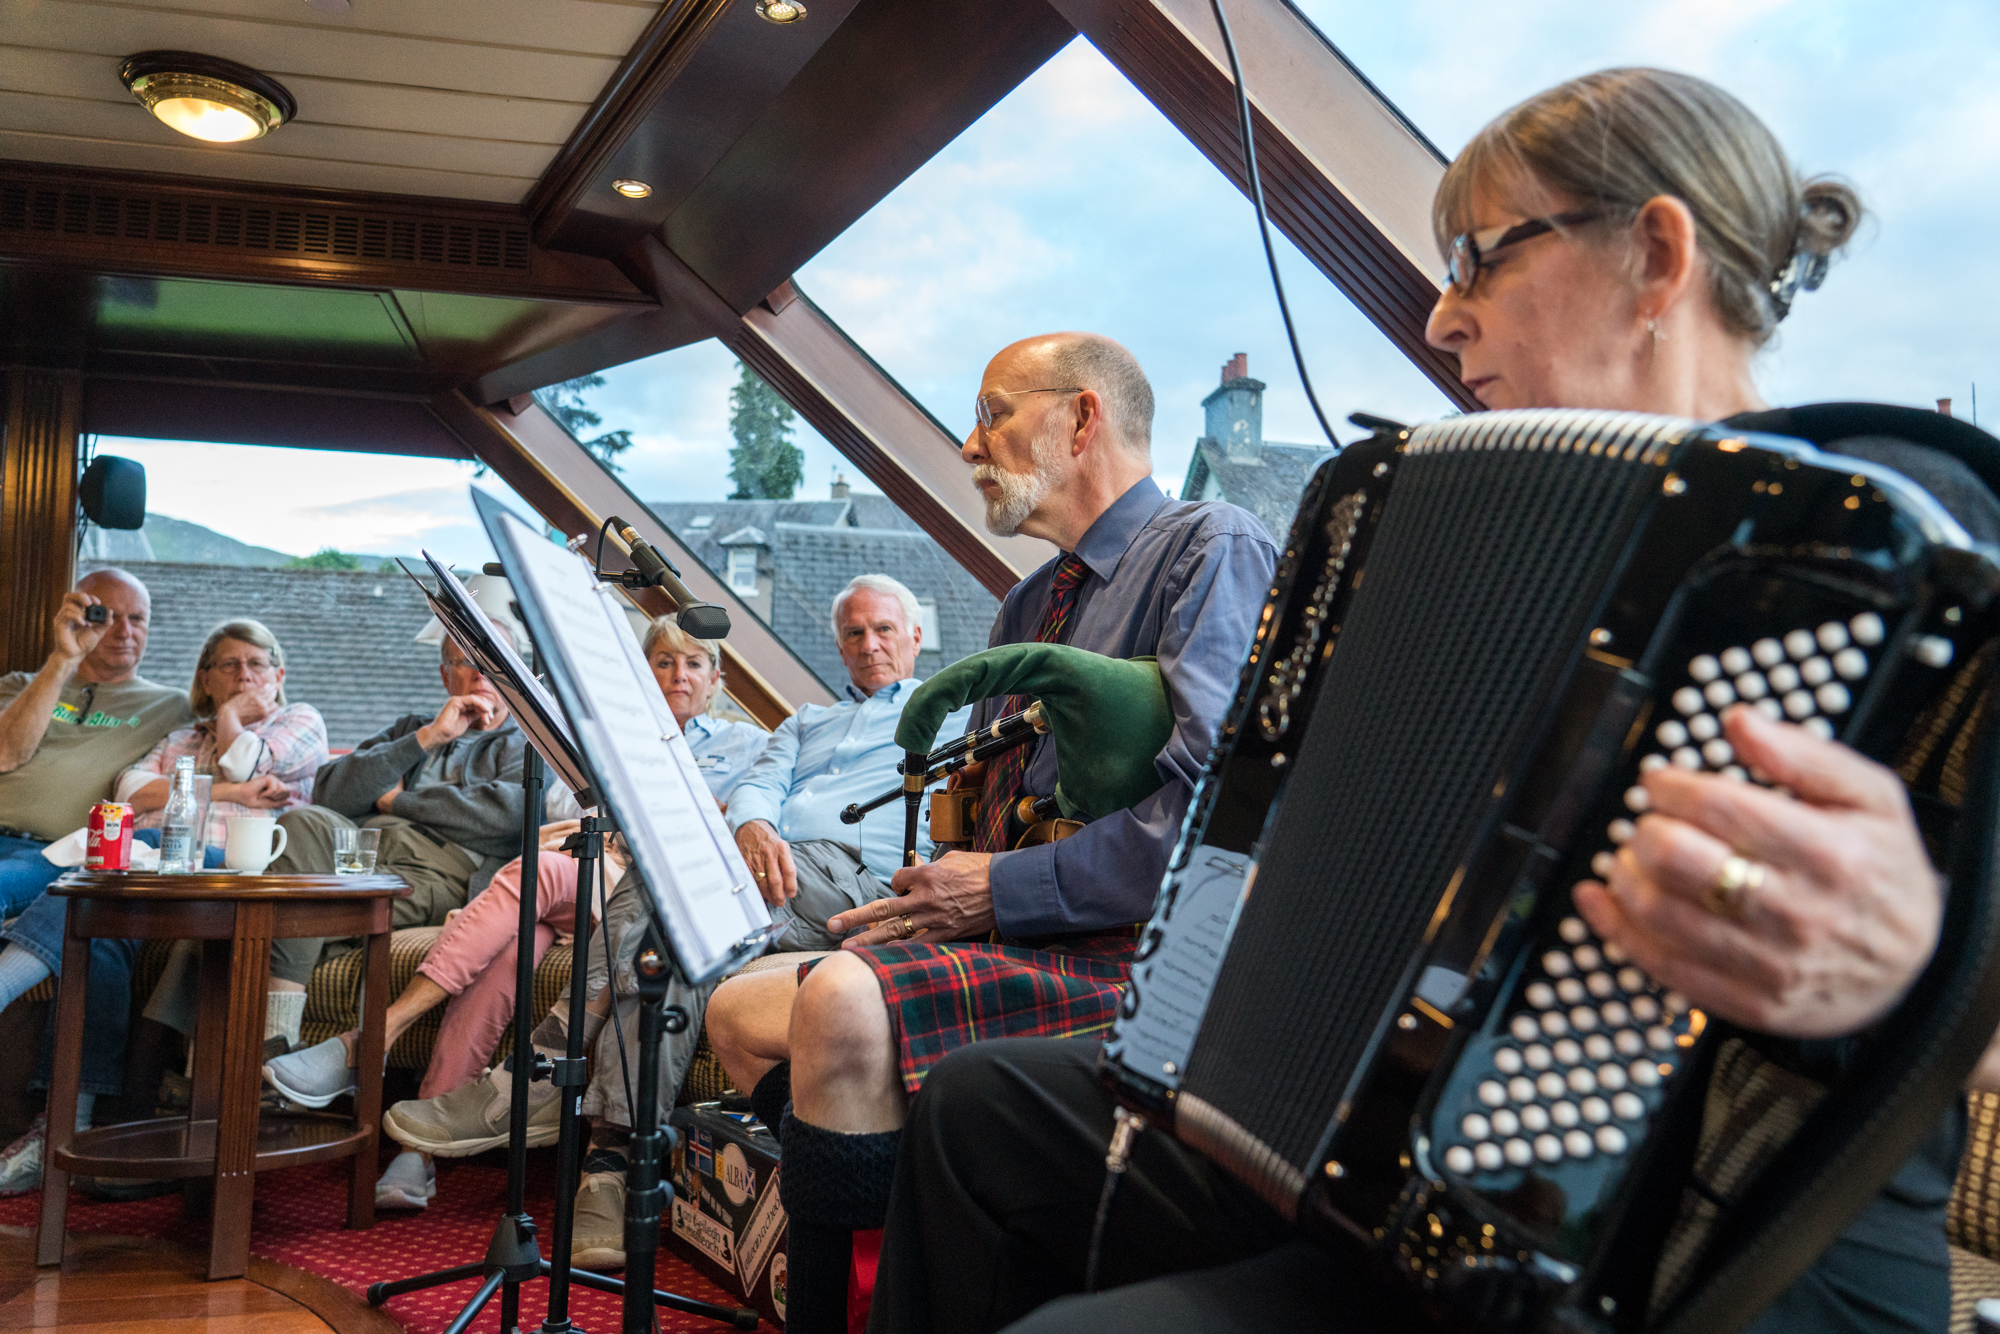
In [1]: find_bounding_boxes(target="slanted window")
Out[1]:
[917,598,941,652]
[727,547,759,593]
[691,515,714,529]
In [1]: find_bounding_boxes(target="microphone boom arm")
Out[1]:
[839,701,1048,827]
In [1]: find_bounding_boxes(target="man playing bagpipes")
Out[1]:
[703,332,1277,1332]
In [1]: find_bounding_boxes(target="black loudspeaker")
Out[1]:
[79,456,146,530]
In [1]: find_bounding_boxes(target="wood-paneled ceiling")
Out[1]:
[0,0,665,203]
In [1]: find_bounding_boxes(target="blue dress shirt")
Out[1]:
[726,678,971,883]
[980,477,1276,938]
[684,712,770,803]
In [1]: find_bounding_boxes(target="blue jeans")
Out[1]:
[3,830,221,1097]
[0,834,64,917]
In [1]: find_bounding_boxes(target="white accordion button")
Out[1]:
[1664,992,1690,1015]
[1461,1113,1491,1141]
[1752,637,1785,667]
[1595,1126,1630,1155]
[1491,1108,1521,1137]
[1767,662,1801,692]
[1623,786,1651,813]
[1801,656,1833,686]
[1512,1076,1541,1103]
[1542,951,1573,977]
[1518,1105,1548,1133]
[1510,1014,1540,1042]
[1638,753,1668,775]
[1688,713,1720,741]
[1816,621,1850,651]
[1556,978,1585,1005]
[1552,1038,1582,1066]
[1616,966,1645,992]
[1600,1000,1630,1028]
[1703,680,1737,708]
[1672,687,1704,716]
[1591,850,1618,879]
[1672,747,1701,770]
[1833,648,1868,680]
[1916,635,1955,668]
[1816,683,1851,714]
[1493,1048,1523,1075]
[1784,629,1817,660]
[1475,1142,1505,1172]
[1645,1026,1675,1051]
[1805,717,1835,739]
[1567,1067,1597,1095]
[1720,646,1752,675]
[1558,917,1590,944]
[1564,1129,1595,1159]
[1702,739,1734,766]
[1525,982,1557,1010]
[1783,689,1816,719]
[1613,1090,1647,1118]
[1523,1044,1552,1071]
[1586,972,1616,999]
[1550,1100,1580,1129]
[1602,939,1628,964]
[1584,1033,1614,1062]
[1569,1007,1599,1033]
[1735,673,1768,699]
[1444,1145,1475,1175]
[1629,995,1661,1024]
[1534,1134,1564,1164]
[1540,1011,1569,1037]
[1572,945,1602,971]
[1535,1072,1565,1100]
[1597,1063,1628,1091]
[1850,612,1885,645]
[1688,654,1721,683]
[1723,765,1749,780]
[1504,1138,1534,1167]
[1754,699,1784,721]
[1629,1058,1661,1086]
[1656,720,1689,747]
[1608,818,1635,844]
[1581,1096,1611,1124]
[1478,1080,1508,1107]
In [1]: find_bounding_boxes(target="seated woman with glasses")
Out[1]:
[0,618,327,1194]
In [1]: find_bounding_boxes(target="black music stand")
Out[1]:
[363,561,754,1333]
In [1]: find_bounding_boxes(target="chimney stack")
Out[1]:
[831,473,851,500]
[1221,352,1248,384]
[1938,398,1954,418]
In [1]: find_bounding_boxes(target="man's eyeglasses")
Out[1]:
[974,386,1083,429]
[1443,209,1603,295]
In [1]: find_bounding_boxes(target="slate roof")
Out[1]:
[1181,439,1326,546]
[645,497,998,694]
[80,559,446,750]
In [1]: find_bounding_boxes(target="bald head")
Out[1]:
[74,568,151,684]
[1004,332,1154,458]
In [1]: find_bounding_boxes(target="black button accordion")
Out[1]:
[1100,409,2000,1332]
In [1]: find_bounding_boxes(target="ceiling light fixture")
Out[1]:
[120,51,296,143]
[612,179,653,199]
[755,0,807,23]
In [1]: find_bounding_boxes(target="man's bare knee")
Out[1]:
[791,953,892,1069]
[707,968,797,1067]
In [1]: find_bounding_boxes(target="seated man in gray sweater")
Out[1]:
[256,631,537,1042]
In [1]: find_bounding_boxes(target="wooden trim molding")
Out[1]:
[0,368,80,674]
[427,388,831,726]
[1051,0,1477,410]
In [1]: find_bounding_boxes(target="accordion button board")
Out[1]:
[1100,408,2000,1333]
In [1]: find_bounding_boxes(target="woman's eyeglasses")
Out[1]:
[1443,209,1603,295]
[974,386,1083,429]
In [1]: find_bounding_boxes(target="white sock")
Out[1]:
[73,1092,94,1132]
[0,945,51,1011]
[265,991,306,1048]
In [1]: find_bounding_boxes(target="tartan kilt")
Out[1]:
[806,933,1139,1095]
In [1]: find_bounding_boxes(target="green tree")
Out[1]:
[285,547,362,570]
[727,364,802,499]
[535,373,635,473]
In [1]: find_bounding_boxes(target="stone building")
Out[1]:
[1178,352,1330,544]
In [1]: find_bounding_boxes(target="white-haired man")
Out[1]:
[728,573,971,952]
[704,332,1277,1331]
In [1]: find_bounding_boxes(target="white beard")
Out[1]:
[974,420,1067,537]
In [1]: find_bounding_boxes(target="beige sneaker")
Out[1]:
[570,1171,626,1271]
[380,1065,559,1157]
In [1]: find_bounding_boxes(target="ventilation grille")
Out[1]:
[0,179,531,272]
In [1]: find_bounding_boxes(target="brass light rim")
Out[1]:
[119,51,298,139]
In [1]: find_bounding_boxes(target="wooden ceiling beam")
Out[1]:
[1050,0,1477,410]
[427,387,833,727]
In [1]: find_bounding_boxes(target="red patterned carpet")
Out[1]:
[0,1145,769,1333]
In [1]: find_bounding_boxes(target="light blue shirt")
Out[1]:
[683,712,769,803]
[726,678,971,882]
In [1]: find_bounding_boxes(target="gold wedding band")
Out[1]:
[893,913,916,940]
[1702,855,1765,920]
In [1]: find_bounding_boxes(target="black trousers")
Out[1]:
[865,1037,1425,1334]
[866,1038,1953,1334]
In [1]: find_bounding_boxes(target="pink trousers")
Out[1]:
[416,851,585,1099]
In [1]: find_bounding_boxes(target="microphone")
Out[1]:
[606,516,732,640]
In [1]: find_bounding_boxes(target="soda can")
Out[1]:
[87,802,133,871]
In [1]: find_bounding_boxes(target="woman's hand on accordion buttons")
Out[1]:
[1573,704,1940,1040]
[830,851,997,948]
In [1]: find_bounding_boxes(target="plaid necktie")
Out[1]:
[974,552,1090,854]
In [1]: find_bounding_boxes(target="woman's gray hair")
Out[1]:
[830,574,922,638]
[1045,333,1154,458]
[641,615,723,673]
[191,618,288,717]
[1434,68,1863,346]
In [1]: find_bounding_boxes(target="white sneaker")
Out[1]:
[0,1115,46,1196]
[375,1149,436,1209]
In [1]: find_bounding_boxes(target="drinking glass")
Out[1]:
[334,826,380,874]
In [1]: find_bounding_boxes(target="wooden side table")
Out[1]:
[35,871,409,1280]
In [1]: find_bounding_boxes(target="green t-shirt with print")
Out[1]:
[0,673,193,842]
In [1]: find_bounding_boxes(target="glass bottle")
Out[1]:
[159,755,199,875]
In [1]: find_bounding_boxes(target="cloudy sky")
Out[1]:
[103,0,1998,570]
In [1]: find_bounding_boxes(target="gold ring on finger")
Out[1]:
[896,913,916,940]
[1702,855,1765,920]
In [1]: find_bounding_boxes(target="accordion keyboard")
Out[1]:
[1433,610,1922,1188]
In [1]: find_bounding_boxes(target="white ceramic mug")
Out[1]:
[224,815,288,873]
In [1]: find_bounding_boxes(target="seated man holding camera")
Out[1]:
[704,333,1276,1331]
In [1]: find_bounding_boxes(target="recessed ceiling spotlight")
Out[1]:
[612,179,653,199]
[755,0,807,22]
[120,51,296,143]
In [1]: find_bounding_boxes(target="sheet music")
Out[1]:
[1115,845,1250,1083]
[481,500,768,982]
[400,554,593,801]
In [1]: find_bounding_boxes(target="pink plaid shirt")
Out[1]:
[124,702,329,846]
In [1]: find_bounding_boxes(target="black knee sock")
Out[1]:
[779,1109,901,1334]
[750,1061,791,1139]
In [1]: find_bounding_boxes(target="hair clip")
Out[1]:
[1768,248,1830,321]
